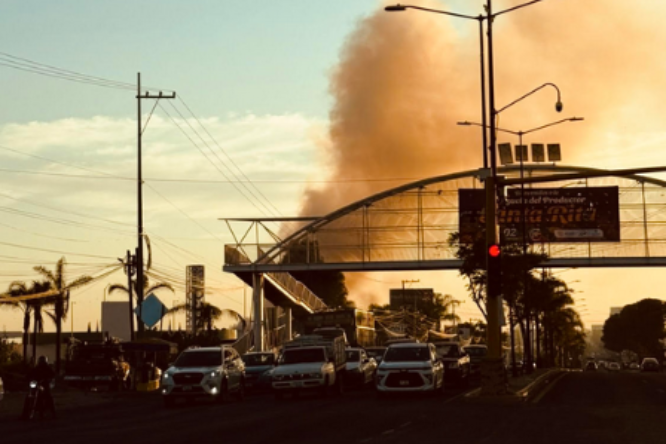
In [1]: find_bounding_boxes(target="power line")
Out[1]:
[0,240,117,260]
[178,96,284,217]
[0,51,172,92]
[157,103,274,219]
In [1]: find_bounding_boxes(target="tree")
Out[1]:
[602,299,666,359]
[34,257,93,373]
[1,282,33,363]
[2,280,53,363]
[169,302,243,333]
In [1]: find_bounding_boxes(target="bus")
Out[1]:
[304,309,376,347]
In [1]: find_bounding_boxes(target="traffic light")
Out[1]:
[487,243,502,296]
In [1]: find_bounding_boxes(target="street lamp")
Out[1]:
[386,0,550,395]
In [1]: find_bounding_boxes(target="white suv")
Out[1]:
[161,346,245,407]
[375,343,444,395]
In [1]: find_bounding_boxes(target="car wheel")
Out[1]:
[163,395,175,409]
[236,379,245,402]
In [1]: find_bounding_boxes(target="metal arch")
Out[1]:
[255,164,666,265]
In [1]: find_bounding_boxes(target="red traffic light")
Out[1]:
[488,244,501,258]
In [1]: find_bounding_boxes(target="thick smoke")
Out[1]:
[299,0,666,308]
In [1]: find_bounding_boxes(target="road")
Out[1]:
[3,372,666,444]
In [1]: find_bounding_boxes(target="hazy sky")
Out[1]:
[1,0,665,334]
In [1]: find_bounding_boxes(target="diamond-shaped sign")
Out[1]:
[134,293,168,329]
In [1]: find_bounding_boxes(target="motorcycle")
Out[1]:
[21,379,54,420]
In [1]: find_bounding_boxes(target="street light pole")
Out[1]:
[386,0,549,395]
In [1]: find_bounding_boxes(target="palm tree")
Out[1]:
[169,301,242,333]
[1,280,54,363]
[34,257,93,373]
[1,282,32,363]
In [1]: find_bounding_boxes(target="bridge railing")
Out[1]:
[224,245,327,313]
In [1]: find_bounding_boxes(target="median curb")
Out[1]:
[514,368,567,402]
[463,368,566,401]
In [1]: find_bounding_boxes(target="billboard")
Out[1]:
[458,187,620,243]
[186,265,205,333]
[389,288,435,310]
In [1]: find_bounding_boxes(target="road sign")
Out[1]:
[134,293,167,329]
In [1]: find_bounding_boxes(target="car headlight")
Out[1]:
[308,373,322,379]
[210,371,221,378]
[273,374,284,381]
[29,381,38,389]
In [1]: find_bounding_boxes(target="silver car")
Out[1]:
[345,348,377,386]
[162,346,245,407]
[375,343,444,395]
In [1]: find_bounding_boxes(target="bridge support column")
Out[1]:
[252,273,265,351]
[284,307,292,341]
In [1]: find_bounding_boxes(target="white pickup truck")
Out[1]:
[272,335,346,399]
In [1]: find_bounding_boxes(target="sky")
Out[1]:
[1,0,666,334]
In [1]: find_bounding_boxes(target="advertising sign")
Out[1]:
[389,288,435,310]
[458,187,620,243]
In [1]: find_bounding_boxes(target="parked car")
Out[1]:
[584,361,598,372]
[434,342,470,386]
[365,346,387,364]
[608,362,621,372]
[375,343,444,396]
[242,352,276,392]
[0,375,4,404]
[640,357,660,372]
[463,344,487,378]
[344,348,377,386]
[629,362,641,371]
[161,346,245,407]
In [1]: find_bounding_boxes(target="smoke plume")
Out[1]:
[298,0,666,308]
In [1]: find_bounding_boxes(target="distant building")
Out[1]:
[389,288,434,311]
[102,301,131,341]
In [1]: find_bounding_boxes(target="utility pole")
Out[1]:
[136,73,175,337]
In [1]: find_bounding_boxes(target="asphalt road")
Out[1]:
[4,372,666,444]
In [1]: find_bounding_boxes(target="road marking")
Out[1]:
[399,422,412,428]
[358,439,372,443]
[382,429,395,435]
[657,389,665,394]
[531,372,569,404]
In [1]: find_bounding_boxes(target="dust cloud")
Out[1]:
[297,0,666,309]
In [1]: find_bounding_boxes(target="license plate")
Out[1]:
[293,381,303,387]
[399,380,409,386]
[183,385,192,391]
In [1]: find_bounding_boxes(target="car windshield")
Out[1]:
[346,350,360,361]
[281,348,326,364]
[383,346,430,362]
[465,347,488,357]
[243,354,275,366]
[174,351,221,368]
[436,344,459,357]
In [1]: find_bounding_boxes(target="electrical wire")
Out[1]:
[157,102,274,220]
[178,96,284,217]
